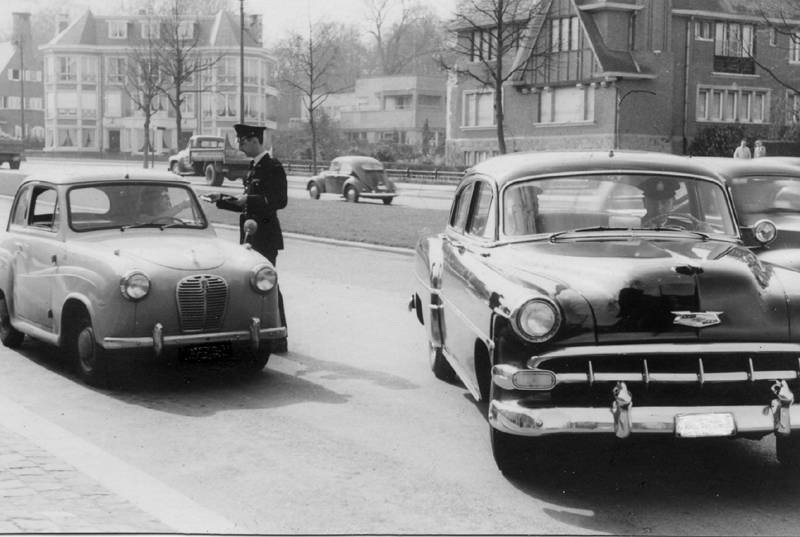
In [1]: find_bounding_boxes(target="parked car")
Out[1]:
[409,150,800,475]
[307,156,398,204]
[691,156,800,270]
[0,172,286,387]
[0,133,24,170]
[168,135,251,187]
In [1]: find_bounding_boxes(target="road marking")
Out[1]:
[0,393,242,534]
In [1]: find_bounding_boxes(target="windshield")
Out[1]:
[502,174,736,238]
[68,182,207,231]
[728,175,800,225]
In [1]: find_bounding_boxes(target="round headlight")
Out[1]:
[751,219,777,245]
[513,299,561,343]
[120,271,150,301]
[250,264,277,293]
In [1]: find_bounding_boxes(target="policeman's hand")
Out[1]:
[203,192,222,202]
[234,195,247,207]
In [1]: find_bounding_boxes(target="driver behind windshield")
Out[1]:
[136,186,191,222]
[639,177,712,232]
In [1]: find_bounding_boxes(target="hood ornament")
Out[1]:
[672,311,722,328]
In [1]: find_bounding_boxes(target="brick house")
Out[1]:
[446,0,800,166]
[0,13,44,140]
[39,9,277,156]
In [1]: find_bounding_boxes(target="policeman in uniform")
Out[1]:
[205,124,289,353]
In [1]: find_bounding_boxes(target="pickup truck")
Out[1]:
[168,135,251,187]
[0,135,24,170]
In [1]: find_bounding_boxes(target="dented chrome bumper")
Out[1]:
[489,377,796,439]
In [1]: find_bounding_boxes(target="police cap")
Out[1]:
[234,124,266,143]
[639,177,679,200]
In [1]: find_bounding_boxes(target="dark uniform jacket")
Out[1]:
[216,154,288,256]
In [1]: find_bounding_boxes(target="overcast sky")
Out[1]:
[1,0,457,46]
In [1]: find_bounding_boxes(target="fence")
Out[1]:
[283,160,465,185]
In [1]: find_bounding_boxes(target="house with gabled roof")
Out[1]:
[39,9,277,156]
[447,0,800,165]
[0,13,44,141]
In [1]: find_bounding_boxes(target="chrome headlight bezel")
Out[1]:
[250,264,277,293]
[120,270,150,301]
[511,298,561,343]
[751,219,777,245]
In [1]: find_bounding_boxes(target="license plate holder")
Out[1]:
[179,342,231,362]
[675,412,736,438]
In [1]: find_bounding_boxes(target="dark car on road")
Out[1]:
[307,156,397,204]
[691,156,800,270]
[409,150,800,475]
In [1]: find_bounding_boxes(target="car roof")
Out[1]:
[688,156,800,180]
[333,156,383,167]
[20,171,192,187]
[464,150,728,188]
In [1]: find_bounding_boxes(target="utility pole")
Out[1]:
[239,0,245,124]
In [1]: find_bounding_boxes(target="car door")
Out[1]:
[10,185,61,329]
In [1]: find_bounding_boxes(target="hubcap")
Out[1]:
[77,328,96,371]
[309,185,319,198]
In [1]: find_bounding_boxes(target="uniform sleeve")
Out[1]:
[247,161,288,214]
[216,198,243,213]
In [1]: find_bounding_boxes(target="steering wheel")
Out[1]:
[149,216,183,225]
[642,212,704,230]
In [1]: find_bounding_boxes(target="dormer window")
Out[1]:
[141,21,160,39]
[109,21,127,39]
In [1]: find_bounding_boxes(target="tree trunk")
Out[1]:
[495,87,506,155]
[310,113,318,175]
[174,83,183,147]
[143,115,151,168]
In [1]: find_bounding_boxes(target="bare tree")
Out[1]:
[439,0,548,154]
[363,0,446,75]
[277,21,353,174]
[121,30,165,168]
[151,0,228,147]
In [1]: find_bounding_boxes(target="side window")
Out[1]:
[30,187,59,231]
[10,186,31,227]
[450,182,475,232]
[330,161,341,172]
[339,163,352,175]
[467,181,495,239]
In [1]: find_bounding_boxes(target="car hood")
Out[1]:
[93,235,229,270]
[492,236,791,343]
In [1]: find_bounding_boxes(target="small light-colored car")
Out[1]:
[691,156,800,270]
[0,172,285,387]
[307,156,398,204]
[410,150,800,475]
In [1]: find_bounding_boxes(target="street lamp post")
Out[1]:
[12,34,25,140]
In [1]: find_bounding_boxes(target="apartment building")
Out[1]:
[300,75,447,147]
[447,0,800,165]
[39,9,277,156]
[0,13,44,140]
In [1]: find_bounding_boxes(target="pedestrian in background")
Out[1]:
[733,139,752,159]
[754,140,767,158]
[205,123,289,353]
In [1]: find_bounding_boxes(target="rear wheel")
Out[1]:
[345,186,359,203]
[382,197,393,205]
[776,433,800,467]
[308,183,321,199]
[429,342,455,382]
[171,161,182,175]
[205,164,223,187]
[0,296,24,348]
[73,316,108,388]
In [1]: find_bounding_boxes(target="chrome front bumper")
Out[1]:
[103,318,286,356]
[360,191,398,199]
[489,378,796,439]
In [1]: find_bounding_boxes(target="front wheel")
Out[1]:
[171,161,182,175]
[0,296,24,348]
[73,316,108,388]
[242,346,270,372]
[308,183,321,199]
[345,186,359,203]
[9,161,20,170]
[205,164,223,187]
[382,197,393,205]
[490,425,529,476]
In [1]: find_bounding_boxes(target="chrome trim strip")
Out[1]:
[358,192,398,199]
[103,326,287,350]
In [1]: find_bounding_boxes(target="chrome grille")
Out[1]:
[176,275,228,332]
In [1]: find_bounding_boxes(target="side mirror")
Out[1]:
[243,219,258,248]
[750,219,777,246]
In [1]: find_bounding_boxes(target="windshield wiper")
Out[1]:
[548,226,710,242]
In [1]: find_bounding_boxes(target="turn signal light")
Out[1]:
[513,370,556,390]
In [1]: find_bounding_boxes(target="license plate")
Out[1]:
[179,342,231,362]
[675,413,736,438]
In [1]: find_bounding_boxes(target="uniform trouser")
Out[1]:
[263,250,287,335]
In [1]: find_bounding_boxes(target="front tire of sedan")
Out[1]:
[775,433,800,468]
[73,317,108,388]
[243,346,270,372]
[0,296,24,348]
[429,342,456,382]
[345,186,359,203]
[491,425,532,476]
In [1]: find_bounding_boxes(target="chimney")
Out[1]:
[245,14,262,46]
[12,13,33,46]
[57,13,70,34]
